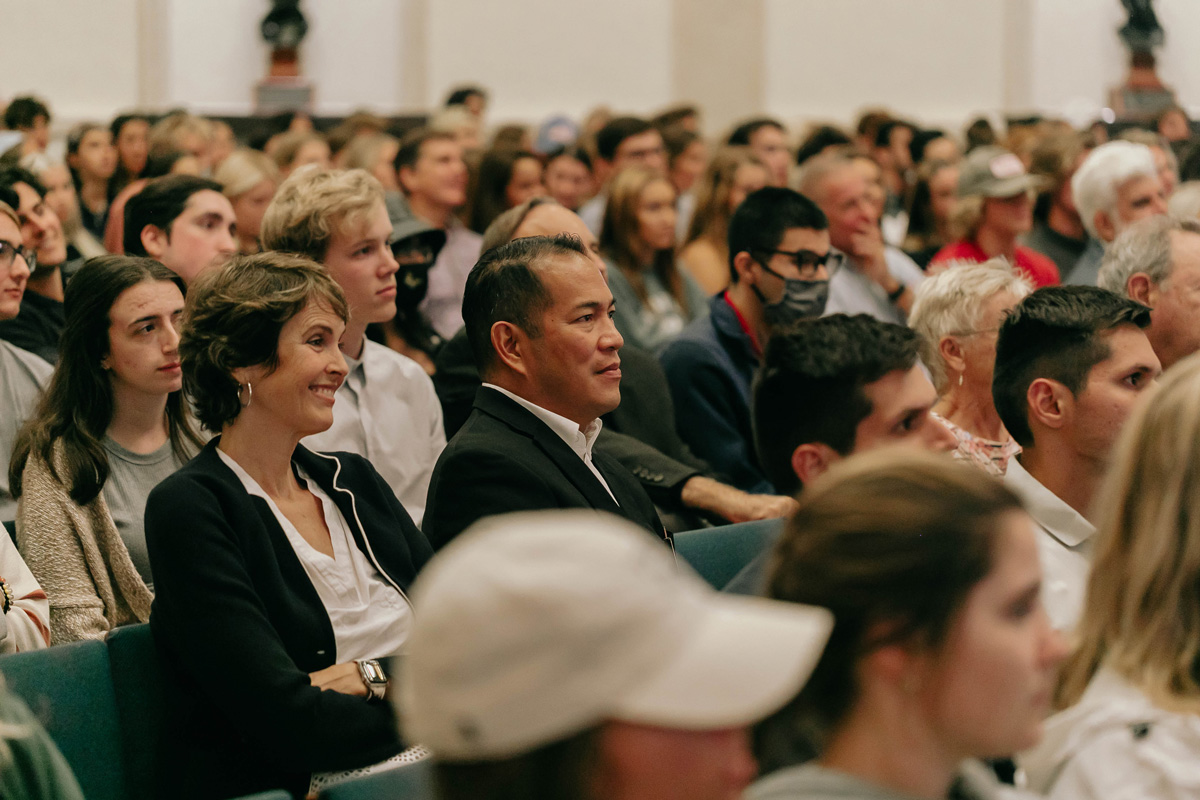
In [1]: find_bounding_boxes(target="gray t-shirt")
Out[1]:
[101,436,186,588]
[0,340,52,521]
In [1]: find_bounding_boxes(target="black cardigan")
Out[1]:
[144,440,433,799]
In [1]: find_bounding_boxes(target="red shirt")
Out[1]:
[930,240,1060,288]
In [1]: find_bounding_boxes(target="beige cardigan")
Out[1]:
[15,444,152,644]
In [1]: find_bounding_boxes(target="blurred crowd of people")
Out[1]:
[3,83,1200,800]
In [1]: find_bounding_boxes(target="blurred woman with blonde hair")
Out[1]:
[338,133,400,193]
[678,146,768,294]
[600,166,707,351]
[1023,353,1200,797]
[213,149,279,254]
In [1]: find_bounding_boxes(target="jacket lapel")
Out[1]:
[474,388,627,515]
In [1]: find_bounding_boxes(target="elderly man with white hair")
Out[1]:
[1065,141,1167,286]
[1098,215,1200,370]
[909,258,1032,476]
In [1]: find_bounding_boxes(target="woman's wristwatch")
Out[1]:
[357,659,389,701]
[0,577,13,614]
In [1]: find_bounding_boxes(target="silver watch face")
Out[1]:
[361,659,387,684]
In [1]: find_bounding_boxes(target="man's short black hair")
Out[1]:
[4,97,50,130]
[445,86,487,107]
[727,117,784,147]
[993,286,1151,448]
[110,112,150,140]
[123,175,223,256]
[795,125,851,166]
[394,128,457,178]
[595,117,654,163]
[462,234,589,375]
[0,167,46,199]
[727,188,827,284]
[754,315,919,495]
[873,119,915,149]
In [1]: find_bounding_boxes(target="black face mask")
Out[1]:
[393,244,437,310]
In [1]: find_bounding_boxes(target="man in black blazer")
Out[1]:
[423,234,666,549]
[432,198,798,531]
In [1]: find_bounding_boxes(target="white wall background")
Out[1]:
[427,0,673,124]
[763,0,1008,131]
[0,0,141,121]
[1,0,1198,135]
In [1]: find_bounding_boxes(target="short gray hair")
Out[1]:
[909,258,1033,393]
[795,151,855,202]
[1072,141,1157,240]
[1098,215,1200,295]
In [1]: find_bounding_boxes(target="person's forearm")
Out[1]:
[680,476,798,523]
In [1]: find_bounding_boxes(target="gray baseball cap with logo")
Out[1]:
[958,146,1048,198]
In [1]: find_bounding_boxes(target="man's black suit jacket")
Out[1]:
[423,387,667,550]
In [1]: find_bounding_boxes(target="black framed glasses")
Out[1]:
[0,241,35,272]
[753,248,840,279]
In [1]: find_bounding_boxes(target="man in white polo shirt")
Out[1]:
[993,285,1159,630]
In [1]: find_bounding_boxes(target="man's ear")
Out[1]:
[140,224,168,260]
[1126,272,1156,306]
[1093,209,1117,244]
[1027,377,1070,432]
[731,250,756,284]
[937,335,965,381]
[397,165,417,196]
[490,321,528,377]
[791,442,839,488]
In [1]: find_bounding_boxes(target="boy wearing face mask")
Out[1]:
[367,202,448,376]
[661,188,832,494]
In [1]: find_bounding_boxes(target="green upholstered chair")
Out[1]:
[0,638,128,800]
[107,623,167,800]
[318,758,435,800]
[672,517,785,589]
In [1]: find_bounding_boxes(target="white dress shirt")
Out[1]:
[217,449,413,662]
[824,245,926,325]
[304,340,445,527]
[1004,457,1095,631]
[482,384,618,504]
[419,219,482,339]
[1023,668,1200,799]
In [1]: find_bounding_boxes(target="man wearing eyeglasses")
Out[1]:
[660,187,832,494]
[0,194,53,521]
[0,168,70,363]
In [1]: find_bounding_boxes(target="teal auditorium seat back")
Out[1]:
[107,623,166,800]
[672,517,785,589]
[0,638,129,800]
[319,759,435,800]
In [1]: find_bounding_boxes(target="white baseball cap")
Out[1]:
[398,510,833,761]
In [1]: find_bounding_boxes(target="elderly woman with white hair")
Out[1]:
[909,258,1032,476]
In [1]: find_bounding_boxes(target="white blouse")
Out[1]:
[217,449,412,662]
[1022,669,1200,799]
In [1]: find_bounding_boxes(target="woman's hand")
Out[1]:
[309,662,368,697]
